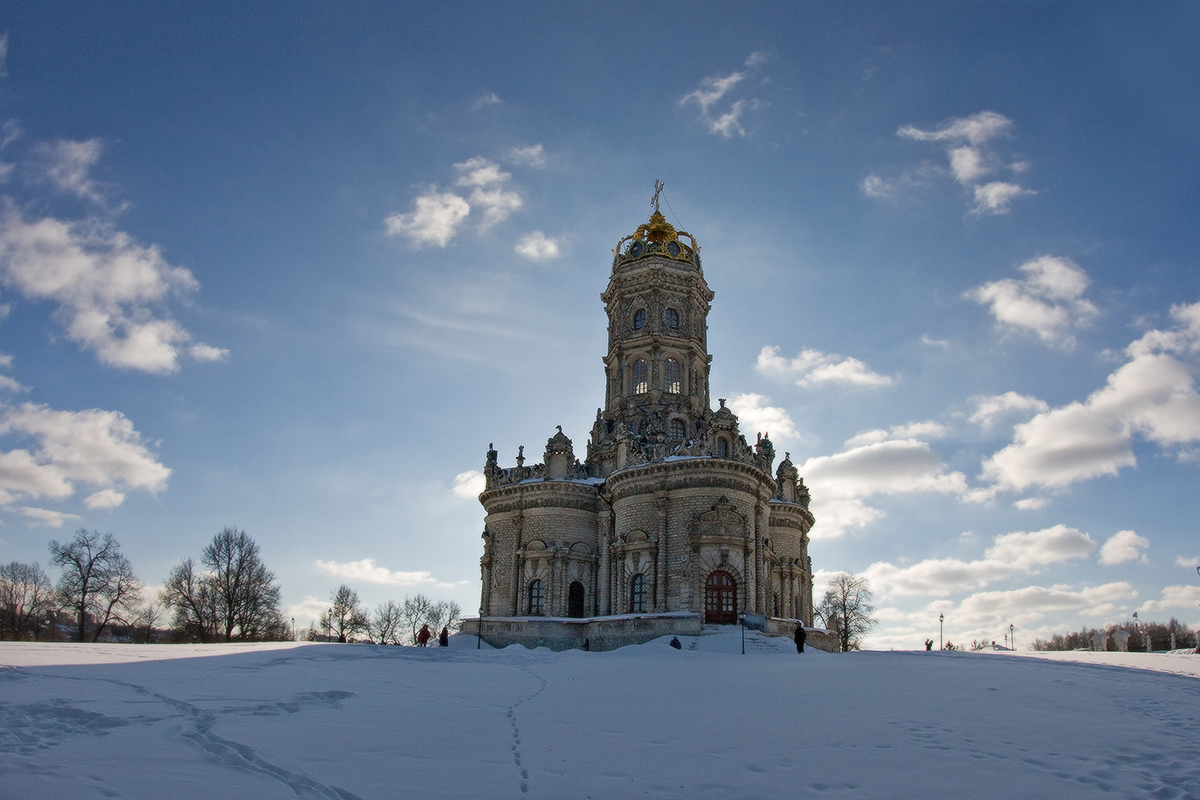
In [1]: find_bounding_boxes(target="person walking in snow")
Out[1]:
[925,639,934,651]
[438,626,449,647]
[417,624,432,646]
[794,624,807,653]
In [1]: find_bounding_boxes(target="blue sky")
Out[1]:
[1,3,1198,648]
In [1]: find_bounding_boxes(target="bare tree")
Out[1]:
[370,599,403,644]
[401,594,436,645]
[324,585,368,643]
[161,528,285,642]
[0,561,54,640]
[816,572,876,653]
[428,600,463,635]
[49,530,143,642]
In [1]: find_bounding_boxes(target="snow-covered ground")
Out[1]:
[2,630,1198,799]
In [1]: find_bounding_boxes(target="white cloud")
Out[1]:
[983,305,1200,492]
[189,343,229,362]
[1137,584,1200,614]
[84,488,126,510]
[0,374,26,393]
[514,231,561,262]
[0,402,170,509]
[969,391,1050,429]
[468,186,522,230]
[971,181,1032,215]
[954,581,1135,627]
[967,256,1098,349]
[861,174,893,198]
[33,139,106,203]
[451,470,485,499]
[1175,555,1200,569]
[1098,530,1150,566]
[801,439,968,538]
[680,53,765,139]
[844,420,946,449]
[15,506,82,527]
[454,157,510,189]
[471,92,501,110]
[313,558,467,589]
[886,111,1033,215]
[898,111,1013,146]
[863,524,1095,597]
[726,394,799,442]
[507,144,545,168]
[756,345,892,389]
[0,207,222,373]
[384,188,471,248]
[1013,497,1049,510]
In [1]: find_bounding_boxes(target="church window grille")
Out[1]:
[568,581,586,618]
[633,308,646,330]
[629,573,648,613]
[632,359,649,394]
[669,418,686,439]
[716,438,728,459]
[528,579,545,616]
[664,358,681,394]
[704,571,737,624]
[665,308,679,329]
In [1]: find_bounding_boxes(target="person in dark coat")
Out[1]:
[925,638,934,651]
[417,624,432,646]
[438,626,449,647]
[794,624,807,653]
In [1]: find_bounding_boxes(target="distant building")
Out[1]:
[471,195,817,650]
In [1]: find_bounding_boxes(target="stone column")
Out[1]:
[755,498,770,614]
[656,492,669,611]
[598,507,612,615]
[512,507,524,617]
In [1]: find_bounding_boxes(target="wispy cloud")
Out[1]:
[33,139,107,204]
[471,92,502,110]
[384,188,471,247]
[870,111,1034,215]
[680,53,766,138]
[314,558,467,588]
[968,391,1050,429]
[451,470,484,499]
[756,345,893,388]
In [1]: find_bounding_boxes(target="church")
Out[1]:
[468,189,819,651]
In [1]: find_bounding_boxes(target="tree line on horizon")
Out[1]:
[0,527,463,645]
[1030,618,1197,652]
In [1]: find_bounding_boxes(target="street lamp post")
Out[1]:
[1009,623,1014,651]
[939,613,944,651]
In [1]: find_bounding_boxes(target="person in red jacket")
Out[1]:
[417,624,432,646]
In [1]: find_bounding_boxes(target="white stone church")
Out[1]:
[466,191,819,651]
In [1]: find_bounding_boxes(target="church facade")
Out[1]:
[473,198,816,650]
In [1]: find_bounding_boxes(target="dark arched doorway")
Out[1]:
[705,571,737,624]
[568,581,586,618]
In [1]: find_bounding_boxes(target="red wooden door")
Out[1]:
[705,571,737,624]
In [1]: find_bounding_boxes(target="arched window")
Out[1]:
[704,571,737,624]
[528,579,545,616]
[716,437,728,459]
[633,308,646,330]
[669,418,686,439]
[665,308,680,329]
[629,573,648,613]
[632,359,649,394]
[664,358,681,394]
[568,581,586,618]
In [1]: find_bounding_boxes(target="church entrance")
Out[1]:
[704,571,737,624]
[567,581,586,618]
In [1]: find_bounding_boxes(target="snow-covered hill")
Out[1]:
[3,630,1198,799]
